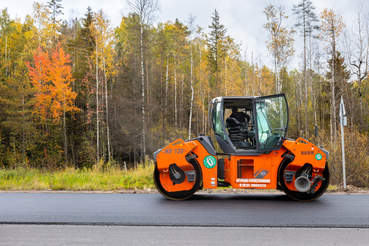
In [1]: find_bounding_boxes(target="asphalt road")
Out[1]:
[0,193,369,228]
[1,225,369,246]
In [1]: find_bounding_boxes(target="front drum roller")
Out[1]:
[154,159,202,200]
[278,159,330,202]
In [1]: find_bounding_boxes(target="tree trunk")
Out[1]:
[295,77,301,133]
[252,52,255,95]
[63,93,68,167]
[225,57,227,96]
[146,59,150,133]
[161,68,164,146]
[22,81,25,166]
[181,74,184,130]
[132,62,137,168]
[96,39,99,167]
[199,48,205,133]
[140,24,146,165]
[103,58,111,163]
[274,49,278,93]
[359,84,363,132]
[189,48,194,139]
[174,58,177,130]
[303,6,308,138]
[332,38,337,146]
[5,36,8,76]
[165,59,168,125]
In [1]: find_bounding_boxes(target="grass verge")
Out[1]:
[0,165,358,193]
[0,164,155,191]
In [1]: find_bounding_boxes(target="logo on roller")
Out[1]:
[315,153,323,161]
[203,155,216,169]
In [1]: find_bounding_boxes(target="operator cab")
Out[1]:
[209,94,288,154]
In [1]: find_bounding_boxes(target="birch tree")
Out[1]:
[127,0,159,164]
[263,4,295,93]
[91,10,115,165]
[32,2,53,49]
[343,6,368,132]
[188,15,195,139]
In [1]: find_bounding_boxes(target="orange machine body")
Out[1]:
[156,137,327,193]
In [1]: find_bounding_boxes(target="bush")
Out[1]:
[319,127,369,187]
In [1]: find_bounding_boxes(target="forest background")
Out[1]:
[1,0,369,189]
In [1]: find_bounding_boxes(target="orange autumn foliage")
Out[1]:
[27,43,79,124]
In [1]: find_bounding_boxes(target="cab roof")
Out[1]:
[214,96,256,110]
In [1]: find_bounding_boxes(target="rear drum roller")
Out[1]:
[278,159,330,201]
[154,159,202,201]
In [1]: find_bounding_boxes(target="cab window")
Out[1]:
[212,101,227,141]
[256,96,288,150]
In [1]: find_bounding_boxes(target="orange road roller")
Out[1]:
[153,94,329,201]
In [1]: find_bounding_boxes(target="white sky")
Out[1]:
[2,0,368,70]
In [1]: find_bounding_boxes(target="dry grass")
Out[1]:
[318,128,369,188]
[0,164,155,191]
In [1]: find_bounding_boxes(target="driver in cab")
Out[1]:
[230,107,250,123]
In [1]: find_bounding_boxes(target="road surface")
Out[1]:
[1,193,369,227]
[1,193,368,245]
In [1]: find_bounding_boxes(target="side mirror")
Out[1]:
[300,130,304,138]
[315,125,319,138]
[314,124,323,148]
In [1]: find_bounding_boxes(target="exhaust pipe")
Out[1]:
[294,175,311,192]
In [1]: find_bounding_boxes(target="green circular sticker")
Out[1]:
[315,153,323,161]
[203,155,217,169]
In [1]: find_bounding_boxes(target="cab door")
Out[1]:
[254,94,289,153]
[209,97,235,153]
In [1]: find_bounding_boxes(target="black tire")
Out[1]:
[154,159,202,201]
[278,159,330,202]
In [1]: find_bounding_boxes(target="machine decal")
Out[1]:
[203,155,217,169]
[236,178,271,183]
[164,148,184,154]
[239,184,267,188]
[254,170,270,179]
[301,151,314,155]
[315,153,323,161]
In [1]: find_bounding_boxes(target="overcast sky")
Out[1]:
[2,0,368,70]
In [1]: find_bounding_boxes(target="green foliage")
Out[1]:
[206,9,227,90]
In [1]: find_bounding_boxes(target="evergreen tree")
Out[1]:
[206,9,226,92]
[292,0,319,136]
[325,52,351,127]
[47,0,64,45]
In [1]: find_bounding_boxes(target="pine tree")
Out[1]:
[325,52,350,127]
[47,0,64,45]
[207,9,227,92]
[292,0,319,137]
